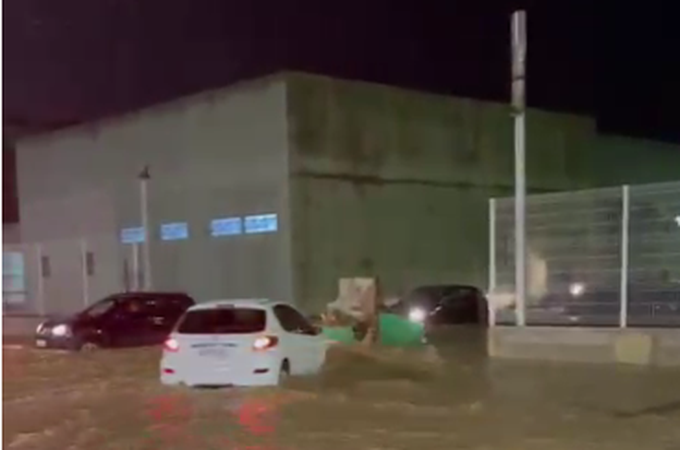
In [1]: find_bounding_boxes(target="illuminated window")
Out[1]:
[121,227,145,244]
[210,217,242,237]
[244,213,278,234]
[2,252,26,305]
[161,222,189,241]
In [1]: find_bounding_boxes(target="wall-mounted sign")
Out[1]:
[120,227,145,244]
[211,217,242,237]
[244,213,278,234]
[161,222,189,241]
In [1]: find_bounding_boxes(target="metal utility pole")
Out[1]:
[139,165,153,291]
[511,10,527,326]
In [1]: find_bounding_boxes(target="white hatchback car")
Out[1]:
[160,299,328,387]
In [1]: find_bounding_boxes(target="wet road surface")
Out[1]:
[3,328,680,450]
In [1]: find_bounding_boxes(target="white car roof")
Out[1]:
[188,298,279,311]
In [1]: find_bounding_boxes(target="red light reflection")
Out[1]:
[146,394,192,422]
[145,393,195,448]
[145,392,287,450]
[236,399,276,435]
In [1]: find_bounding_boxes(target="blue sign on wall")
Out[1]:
[244,213,278,234]
[120,227,145,244]
[161,222,189,241]
[211,217,242,237]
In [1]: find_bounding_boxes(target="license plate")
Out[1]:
[36,339,47,348]
[199,348,227,357]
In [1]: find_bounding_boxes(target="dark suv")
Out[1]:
[388,284,488,327]
[34,292,195,351]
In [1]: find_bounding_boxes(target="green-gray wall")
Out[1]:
[285,73,680,311]
[13,71,680,314]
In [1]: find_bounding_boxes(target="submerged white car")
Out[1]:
[160,299,327,387]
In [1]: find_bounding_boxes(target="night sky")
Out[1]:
[3,1,679,223]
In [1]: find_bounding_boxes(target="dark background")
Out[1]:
[3,1,679,224]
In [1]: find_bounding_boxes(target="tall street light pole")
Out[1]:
[511,10,527,326]
[139,165,153,291]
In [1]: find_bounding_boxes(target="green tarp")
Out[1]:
[321,313,425,347]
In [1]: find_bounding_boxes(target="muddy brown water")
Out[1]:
[3,329,680,450]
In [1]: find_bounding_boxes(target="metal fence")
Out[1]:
[489,181,680,328]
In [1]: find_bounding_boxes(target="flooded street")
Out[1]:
[4,329,680,450]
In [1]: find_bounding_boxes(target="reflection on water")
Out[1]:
[145,393,194,448]
[3,335,680,450]
[144,390,286,449]
[237,398,277,435]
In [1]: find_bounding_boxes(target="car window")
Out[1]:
[155,295,192,318]
[176,295,194,309]
[82,296,117,317]
[117,297,148,317]
[273,305,317,335]
[141,297,164,314]
[117,296,155,317]
[406,287,443,307]
[440,287,482,310]
[176,307,266,334]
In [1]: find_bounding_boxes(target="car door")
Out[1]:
[108,297,154,347]
[288,306,326,372]
[273,305,323,374]
[439,287,478,324]
[142,296,179,345]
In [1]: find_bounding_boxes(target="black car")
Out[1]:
[388,284,488,327]
[34,292,195,351]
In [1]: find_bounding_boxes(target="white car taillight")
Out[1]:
[163,337,180,352]
[252,336,278,351]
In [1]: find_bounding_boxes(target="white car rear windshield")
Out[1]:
[177,307,266,334]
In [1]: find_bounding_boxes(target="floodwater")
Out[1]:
[3,328,680,450]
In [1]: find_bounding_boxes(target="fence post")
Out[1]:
[81,239,90,307]
[488,198,497,327]
[36,243,46,316]
[619,185,630,328]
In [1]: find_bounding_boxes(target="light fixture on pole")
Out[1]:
[139,165,153,291]
[511,10,527,326]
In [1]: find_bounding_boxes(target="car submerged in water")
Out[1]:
[160,299,327,387]
[386,284,489,329]
[34,292,195,351]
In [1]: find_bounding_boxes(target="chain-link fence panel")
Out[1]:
[491,181,680,328]
[493,187,624,326]
[628,182,680,327]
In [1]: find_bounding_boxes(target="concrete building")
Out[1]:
[14,72,680,314]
